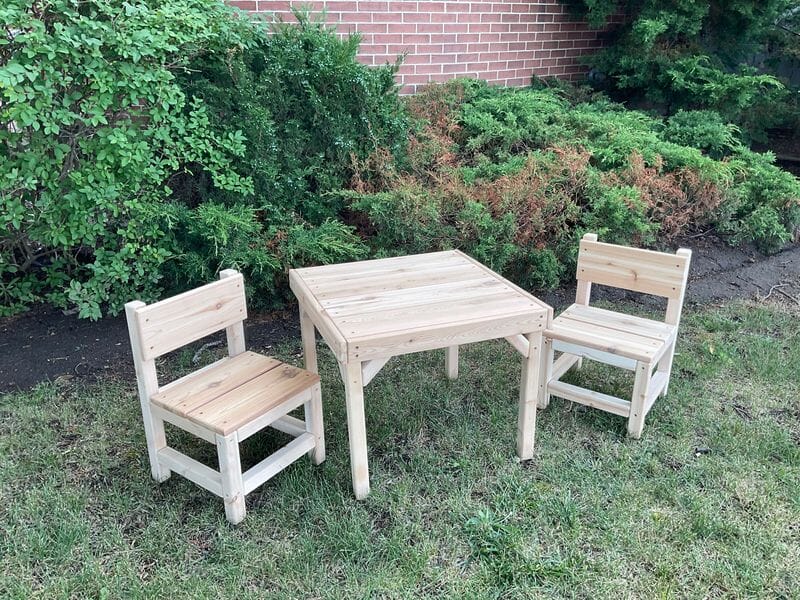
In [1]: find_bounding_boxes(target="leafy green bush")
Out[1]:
[565,0,796,139]
[0,0,254,318]
[1,4,405,316]
[176,9,407,222]
[163,9,406,303]
[346,79,799,290]
[662,110,741,159]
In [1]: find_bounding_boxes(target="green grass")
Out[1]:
[1,300,799,598]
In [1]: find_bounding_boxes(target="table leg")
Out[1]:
[445,345,459,379]
[517,330,545,460]
[300,308,325,465]
[342,360,370,499]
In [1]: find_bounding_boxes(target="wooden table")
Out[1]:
[289,250,552,498]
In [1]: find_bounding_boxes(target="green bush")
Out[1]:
[565,0,796,139]
[176,9,407,222]
[662,110,741,159]
[1,4,405,316]
[165,9,406,303]
[346,79,799,291]
[0,0,254,318]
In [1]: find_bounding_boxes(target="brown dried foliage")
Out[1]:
[606,153,726,238]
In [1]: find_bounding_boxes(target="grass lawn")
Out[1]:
[1,299,798,598]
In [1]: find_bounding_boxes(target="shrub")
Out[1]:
[564,0,795,138]
[0,0,254,318]
[662,110,741,159]
[346,79,799,292]
[176,9,408,223]
[165,9,407,304]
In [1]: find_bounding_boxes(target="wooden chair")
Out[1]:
[125,270,325,524]
[540,233,691,438]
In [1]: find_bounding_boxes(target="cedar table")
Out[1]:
[289,250,552,498]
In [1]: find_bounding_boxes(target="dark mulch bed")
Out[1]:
[2,235,799,392]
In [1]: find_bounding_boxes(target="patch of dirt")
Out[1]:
[1,235,799,392]
[0,307,300,393]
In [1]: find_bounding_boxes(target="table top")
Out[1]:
[289,250,551,362]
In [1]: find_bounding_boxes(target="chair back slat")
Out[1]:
[577,239,691,300]
[131,274,247,361]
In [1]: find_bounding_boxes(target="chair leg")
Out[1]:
[446,345,459,380]
[216,432,246,524]
[299,308,325,463]
[304,383,326,465]
[141,402,171,483]
[538,337,554,410]
[657,341,676,398]
[628,361,652,439]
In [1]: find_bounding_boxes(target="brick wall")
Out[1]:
[229,1,608,94]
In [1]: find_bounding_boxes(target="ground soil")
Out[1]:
[2,235,799,392]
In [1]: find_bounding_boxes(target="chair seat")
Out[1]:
[545,304,677,363]
[151,351,320,435]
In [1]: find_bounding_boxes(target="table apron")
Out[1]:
[346,314,546,362]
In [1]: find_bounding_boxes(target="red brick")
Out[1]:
[229,1,257,10]
[415,63,443,74]
[418,2,446,12]
[232,0,610,93]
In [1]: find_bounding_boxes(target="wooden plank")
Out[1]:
[349,312,546,361]
[517,331,543,460]
[628,362,651,439]
[538,337,554,409]
[151,404,216,444]
[289,271,348,362]
[505,334,530,357]
[125,301,170,482]
[362,357,390,386]
[561,304,676,341]
[551,339,638,370]
[454,250,552,313]
[294,250,460,280]
[304,383,325,465]
[548,379,631,417]
[220,269,246,356]
[645,371,669,416]
[236,388,312,441]
[577,240,690,299]
[445,346,459,379]
[241,433,315,495]
[151,352,282,418]
[580,239,690,272]
[343,361,370,500]
[546,319,663,362]
[320,276,502,316]
[665,248,692,326]
[134,274,247,360]
[307,264,486,300]
[196,364,319,436]
[335,291,541,337]
[216,433,246,524]
[299,309,325,465]
[301,253,469,287]
[574,234,596,307]
[656,340,676,398]
[157,447,222,497]
[270,414,307,438]
[550,351,581,381]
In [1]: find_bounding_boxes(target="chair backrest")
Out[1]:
[125,270,247,398]
[575,233,691,326]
